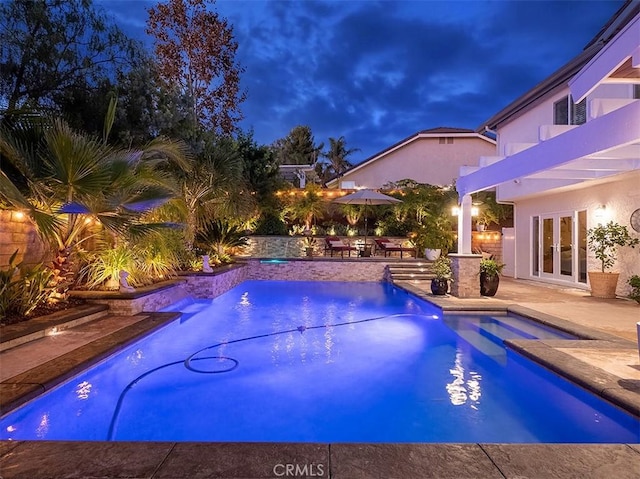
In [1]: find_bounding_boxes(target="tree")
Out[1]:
[318,136,358,184]
[273,125,323,166]
[146,0,246,134]
[0,101,188,298]
[235,130,282,204]
[0,0,139,112]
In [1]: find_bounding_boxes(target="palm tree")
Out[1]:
[0,104,187,298]
[284,184,326,230]
[319,136,359,183]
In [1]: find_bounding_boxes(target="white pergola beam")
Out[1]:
[457,100,640,199]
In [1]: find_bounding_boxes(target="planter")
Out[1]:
[480,272,500,296]
[430,278,448,295]
[360,246,372,258]
[424,248,441,261]
[588,271,619,299]
[476,224,486,232]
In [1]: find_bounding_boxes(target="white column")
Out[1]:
[457,194,473,254]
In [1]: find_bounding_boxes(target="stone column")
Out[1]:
[450,253,482,298]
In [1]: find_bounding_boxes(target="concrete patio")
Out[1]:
[0,276,639,478]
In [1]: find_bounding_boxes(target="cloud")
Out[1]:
[101,0,625,162]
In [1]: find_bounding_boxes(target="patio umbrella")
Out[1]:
[332,189,402,244]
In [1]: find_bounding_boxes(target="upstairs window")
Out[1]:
[633,84,640,99]
[438,137,454,144]
[553,95,586,125]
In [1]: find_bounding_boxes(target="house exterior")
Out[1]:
[456,2,640,297]
[325,127,496,189]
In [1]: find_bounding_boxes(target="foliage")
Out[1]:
[0,0,139,112]
[0,251,54,319]
[627,275,640,303]
[146,0,246,134]
[341,204,362,226]
[235,130,283,206]
[254,211,288,235]
[316,136,358,184]
[412,214,455,253]
[273,125,323,166]
[587,221,639,272]
[78,244,138,290]
[474,191,511,227]
[283,184,326,229]
[0,105,187,295]
[432,255,453,280]
[479,259,505,278]
[196,219,248,256]
[302,236,317,248]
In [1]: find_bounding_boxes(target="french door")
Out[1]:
[533,211,586,283]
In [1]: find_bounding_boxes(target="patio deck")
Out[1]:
[0,276,639,478]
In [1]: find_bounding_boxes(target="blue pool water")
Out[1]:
[1,281,638,443]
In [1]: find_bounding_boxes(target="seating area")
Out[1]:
[324,236,357,257]
[374,238,415,258]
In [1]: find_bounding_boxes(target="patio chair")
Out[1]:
[324,236,357,258]
[374,238,415,258]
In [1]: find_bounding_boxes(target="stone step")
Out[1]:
[391,273,436,281]
[0,304,110,352]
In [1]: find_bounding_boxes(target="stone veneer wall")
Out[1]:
[181,265,248,298]
[243,258,390,282]
[449,254,482,298]
[88,282,190,316]
[0,210,49,268]
[82,260,399,315]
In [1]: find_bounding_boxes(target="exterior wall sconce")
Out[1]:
[14,211,25,220]
[595,205,606,220]
[452,206,479,216]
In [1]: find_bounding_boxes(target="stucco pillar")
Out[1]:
[449,253,482,298]
[457,194,473,254]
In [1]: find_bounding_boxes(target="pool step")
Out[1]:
[386,260,436,283]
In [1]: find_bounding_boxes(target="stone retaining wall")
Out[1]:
[0,210,49,268]
[243,258,390,282]
[79,260,398,315]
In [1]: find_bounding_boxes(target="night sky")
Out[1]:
[100,0,624,163]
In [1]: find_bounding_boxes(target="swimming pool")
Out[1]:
[1,281,638,442]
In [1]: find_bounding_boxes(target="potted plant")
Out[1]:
[627,275,640,304]
[479,258,505,296]
[587,221,639,298]
[302,236,317,257]
[430,255,452,295]
[414,215,455,260]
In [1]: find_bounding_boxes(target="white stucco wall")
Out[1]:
[334,136,496,188]
[497,84,633,155]
[514,171,640,296]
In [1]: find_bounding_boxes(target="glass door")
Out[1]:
[538,213,575,281]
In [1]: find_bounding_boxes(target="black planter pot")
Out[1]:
[431,278,449,295]
[480,272,500,296]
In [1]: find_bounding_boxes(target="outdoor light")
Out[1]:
[471,207,479,217]
[595,205,606,219]
[451,206,460,216]
[14,211,25,220]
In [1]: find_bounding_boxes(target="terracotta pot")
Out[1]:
[480,272,500,296]
[431,278,448,295]
[588,271,619,299]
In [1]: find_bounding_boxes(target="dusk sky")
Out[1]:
[100,0,625,163]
